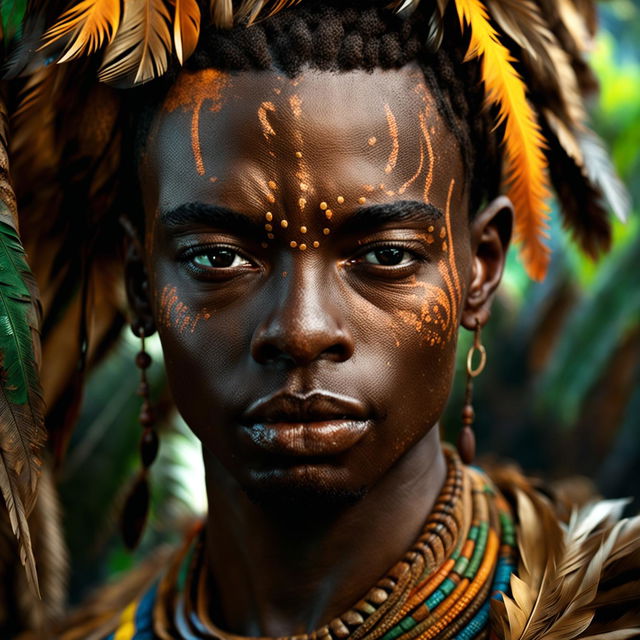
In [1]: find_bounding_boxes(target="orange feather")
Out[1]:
[172,0,200,64]
[41,0,121,63]
[455,0,551,280]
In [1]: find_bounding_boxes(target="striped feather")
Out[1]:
[99,0,173,85]
[41,0,121,63]
[0,217,45,600]
[0,98,45,600]
[455,0,552,281]
[172,0,199,64]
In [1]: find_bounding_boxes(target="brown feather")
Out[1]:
[235,0,265,25]
[557,0,593,53]
[491,486,640,640]
[485,0,554,66]
[542,117,612,259]
[0,459,40,598]
[210,0,233,28]
[13,463,66,635]
[99,0,173,85]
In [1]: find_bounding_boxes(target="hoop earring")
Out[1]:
[457,319,486,465]
[121,324,159,549]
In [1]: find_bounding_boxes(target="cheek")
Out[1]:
[365,320,457,465]
[149,275,246,436]
[156,284,213,334]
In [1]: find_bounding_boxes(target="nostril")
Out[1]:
[324,343,351,362]
[253,342,286,365]
[251,332,353,366]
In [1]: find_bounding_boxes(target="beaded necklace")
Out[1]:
[106,449,515,640]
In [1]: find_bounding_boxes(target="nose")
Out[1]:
[250,263,354,367]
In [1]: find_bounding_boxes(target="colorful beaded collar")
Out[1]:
[106,450,516,640]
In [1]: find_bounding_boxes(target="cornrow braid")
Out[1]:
[131,1,501,218]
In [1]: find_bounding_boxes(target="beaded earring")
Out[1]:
[457,319,486,465]
[121,323,159,549]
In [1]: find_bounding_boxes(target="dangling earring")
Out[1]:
[457,318,486,465]
[121,323,159,549]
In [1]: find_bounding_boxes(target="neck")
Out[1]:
[203,427,447,636]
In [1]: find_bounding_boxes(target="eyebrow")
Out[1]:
[340,201,443,235]
[160,200,443,236]
[160,202,264,237]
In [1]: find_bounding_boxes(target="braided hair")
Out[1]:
[131,1,501,218]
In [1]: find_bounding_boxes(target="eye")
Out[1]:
[362,247,414,266]
[191,248,252,269]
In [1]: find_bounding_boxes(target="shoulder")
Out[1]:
[486,462,640,640]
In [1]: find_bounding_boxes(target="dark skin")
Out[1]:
[127,64,513,635]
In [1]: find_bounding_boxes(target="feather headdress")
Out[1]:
[32,0,629,279]
[0,0,631,597]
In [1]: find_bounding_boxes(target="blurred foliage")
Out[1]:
[446,0,640,505]
[58,1,640,602]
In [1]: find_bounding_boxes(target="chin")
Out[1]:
[241,463,369,514]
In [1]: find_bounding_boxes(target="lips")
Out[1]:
[239,392,371,457]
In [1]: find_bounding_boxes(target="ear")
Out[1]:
[460,195,513,330]
[122,219,156,337]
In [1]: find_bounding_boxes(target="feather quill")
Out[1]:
[41,0,121,63]
[454,0,551,280]
[99,0,172,85]
[172,0,199,64]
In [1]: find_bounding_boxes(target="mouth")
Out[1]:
[238,392,372,457]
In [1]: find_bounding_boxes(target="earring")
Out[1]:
[121,323,159,549]
[457,318,486,465]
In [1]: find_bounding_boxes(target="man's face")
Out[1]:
[140,64,473,502]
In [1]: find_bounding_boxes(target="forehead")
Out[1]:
[142,64,465,219]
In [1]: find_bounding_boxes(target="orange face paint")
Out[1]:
[164,70,232,177]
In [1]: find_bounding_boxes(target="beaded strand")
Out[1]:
[106,449,516,640]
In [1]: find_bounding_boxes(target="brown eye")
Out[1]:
[192,249,250,268]
[363,247,411,266]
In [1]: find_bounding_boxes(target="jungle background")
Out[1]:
[56,0,640,605]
